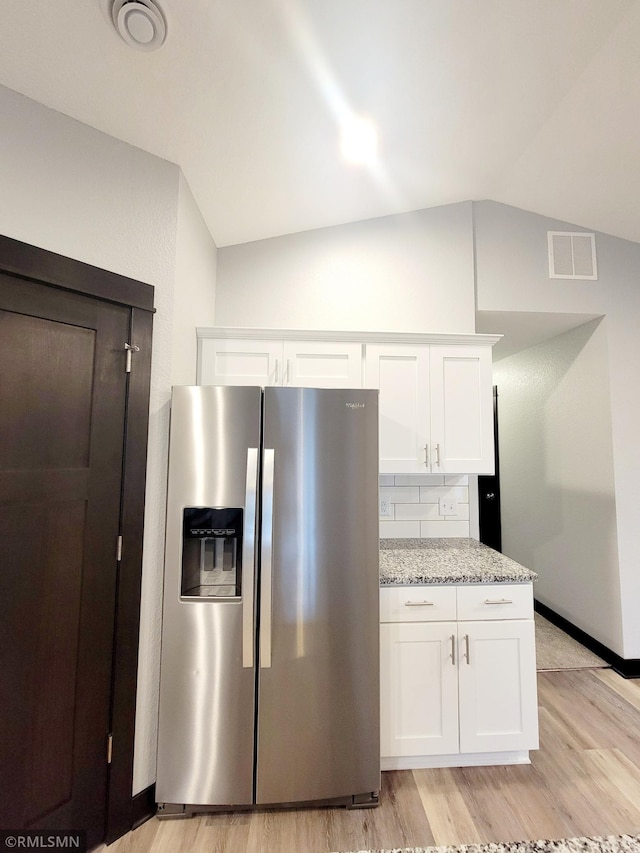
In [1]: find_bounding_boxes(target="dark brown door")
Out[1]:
[0,273,130,847]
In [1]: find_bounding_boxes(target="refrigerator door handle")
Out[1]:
[242,447,259,668]
[260,448,275,669]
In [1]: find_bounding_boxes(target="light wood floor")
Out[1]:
[106,669,640,852]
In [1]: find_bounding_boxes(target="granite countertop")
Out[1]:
[379,538,538,585]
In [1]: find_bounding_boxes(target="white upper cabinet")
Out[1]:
[365,343,495,475]
[429,345,494,474]
[283,341,362,388]
[198,337,362,388]
[364,345,431,473]
[199,338,281,385]
[198,330,499,474]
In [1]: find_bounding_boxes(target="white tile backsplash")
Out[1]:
[444,475,469,486]
[379,474,471,539]
[379,520,421,538]
[418,485,469,504]
[380,485,420,504]
[420,519,470,538]
[394,474,445,486]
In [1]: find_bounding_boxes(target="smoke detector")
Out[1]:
[111,0,166,51]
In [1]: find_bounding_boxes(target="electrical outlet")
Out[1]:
[379,496,392,518]
[439,497,457,516]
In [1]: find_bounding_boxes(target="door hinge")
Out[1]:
[124,342,140,373]
[116,535,123,562]
[107,734,113,765]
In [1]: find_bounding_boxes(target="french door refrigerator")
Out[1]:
[156,385,380,815]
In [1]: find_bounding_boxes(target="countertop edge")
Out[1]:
[378,538,538,586]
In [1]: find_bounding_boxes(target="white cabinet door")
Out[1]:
[429,346,494,474]
[198,339,281,385]
[365,345,430,473]
[380,621,459,757]
[457,620,539,754]
[283,341,362,388]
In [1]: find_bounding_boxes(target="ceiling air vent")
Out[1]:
[112,0,166,51]
[548,231,597,280]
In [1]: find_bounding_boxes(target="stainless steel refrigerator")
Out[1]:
[156,385,380,815]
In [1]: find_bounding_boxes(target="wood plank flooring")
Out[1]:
[106,669,640,853]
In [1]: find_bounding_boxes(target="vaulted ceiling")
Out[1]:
[1,0,639,249]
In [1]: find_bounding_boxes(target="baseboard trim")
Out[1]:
[534,600,640,679]
[381,750,531,770]
[131,784,156,830]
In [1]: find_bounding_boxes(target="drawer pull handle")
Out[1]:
[484,598,513,605]
[405,600,434,607]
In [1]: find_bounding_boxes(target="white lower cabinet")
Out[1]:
[380,584,539,769]
[380,621,459,757]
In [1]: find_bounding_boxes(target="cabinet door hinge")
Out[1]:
[124,342,140,373]
[116,535,123,562]
[107,734,113,765]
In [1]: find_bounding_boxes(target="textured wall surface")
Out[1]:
[494,319,623,654]
[475,199,640,657]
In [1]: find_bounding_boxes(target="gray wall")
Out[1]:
[475,200,640,658]
[494,319,623,654]
[216,202,476,333]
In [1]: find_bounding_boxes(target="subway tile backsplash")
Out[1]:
[379,474,470,539]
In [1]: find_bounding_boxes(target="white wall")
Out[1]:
[172,174,218,385]
[476,200,640,658]
[215,202,476,333]
[494,320,623,654]
[0,84,218,792]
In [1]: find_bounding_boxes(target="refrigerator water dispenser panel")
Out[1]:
[181,507,243,598]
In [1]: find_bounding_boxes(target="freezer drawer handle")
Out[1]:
[242,448,259,668]
[405,600,434,607]
[260,448,275,669]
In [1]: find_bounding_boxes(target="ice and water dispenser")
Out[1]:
[181,507,243,598]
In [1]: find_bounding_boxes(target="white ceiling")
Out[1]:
[1,0,640,252]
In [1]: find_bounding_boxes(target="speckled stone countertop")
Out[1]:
[336,832,640,852]
[379,538,538,585]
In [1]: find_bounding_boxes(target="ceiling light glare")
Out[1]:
[340,115,379,167]
[112,0,167,51]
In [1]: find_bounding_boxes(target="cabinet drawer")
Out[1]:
[456,583,533,621]
[380,586,457,623]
